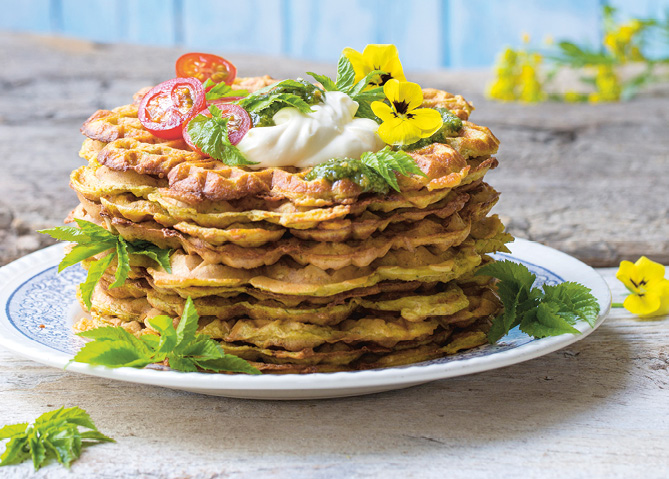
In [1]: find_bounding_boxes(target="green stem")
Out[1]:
[612,302,624,308]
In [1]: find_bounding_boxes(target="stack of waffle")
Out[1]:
[67,77,512,373]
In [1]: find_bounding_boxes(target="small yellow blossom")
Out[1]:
[343,44,406,87]
[603,20,647,63]
[371,79,443,145]
[589,65,621,102]
[616,256,669,316]
[522,32,531,44]
[564,90,586,102]
[487,48,520,101]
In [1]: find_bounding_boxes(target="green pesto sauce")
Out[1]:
[250,79,323,127]
[400,107,463,151]
[305,158,390,195]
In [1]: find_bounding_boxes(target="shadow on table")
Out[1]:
[27,324,633,459]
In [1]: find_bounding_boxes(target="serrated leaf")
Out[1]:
[175,297,199,347]
[38,226,91,243]
[146,315,177,357]
[178,335,224,359]
[29,432,46,470]
[79,253,115,310]
[72,340,153,368]
[204,80,249,101]
[34,406,96,431]
[74,219,116,241]
[477,260,537,291]
[519,302,581,338]
[79,430,115,443]
[167,356,199,372]
[58,241,116,272]
[186,109,256,166]
[0,423,28,439]
[127,241,172,273]
[336,54,356,91]
[348,69,385,97]
[109,237,129,289]
[140,333,160,351]
[488,285,523,343]
[360,147,424,192]
[307,72,338,91]
[544,282,600,327]
[0,435,31,467]
[195,355,261,375]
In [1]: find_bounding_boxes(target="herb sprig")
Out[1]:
[0,407,114,471]
[477,260,600,343]
[187,104,256,165]
[72,297,260,375]
[236,79,321,127]
[39,220,172,309]
[305,146,425,194]
[308,54,386,120]
[203,78,249,101]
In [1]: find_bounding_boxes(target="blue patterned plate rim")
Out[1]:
[0,239,611,398]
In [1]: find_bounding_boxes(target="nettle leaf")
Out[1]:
[146,315,177,357]
[109,237,129,289]
[336,55,356,91]
[204,79,249,101]
[38,225,90,243]
[477,261,600,342]
[195,355,261,375]
[0,407,113,471]
[175,297,200,347]
[73,340,153,368]
[79,253,115,310]
[187,108,256,166]
[307,71,338,91]
[127,240,172,273]
[167,356,199,372]
[360,147,425,192]
[59,241,116,272]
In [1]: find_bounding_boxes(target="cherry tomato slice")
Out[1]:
[183,103,252,156]
[176,53,237,86]
[138,78,206,140]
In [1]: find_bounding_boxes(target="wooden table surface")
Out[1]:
[1,32,668,478]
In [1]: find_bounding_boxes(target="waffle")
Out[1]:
[66,76,512,373]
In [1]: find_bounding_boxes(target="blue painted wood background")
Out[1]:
[1,0,668,69]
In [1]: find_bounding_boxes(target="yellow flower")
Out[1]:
[592,65,621,102]
[616,256,669,316]
[564,90,586,102]
[371,79,443,145]
[522,32,531,44]
[343,44,406,87]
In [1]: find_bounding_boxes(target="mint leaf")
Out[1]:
[360,147,425,192]
[79,253,114,309]
[336,54,356,91]
[187,107,256,166]
[0,407,113,471]
[204,79,249,101]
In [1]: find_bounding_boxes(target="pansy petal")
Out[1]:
[371,101,395,122]
[411,108,444,136]
[383,79,401,105]
[623,291,662,316]
[362,44,406,83]
[396,81,424,111]
[378,117,422,145]
[634,256,666,284]
[343,47,370,84]
[616,260,638,292]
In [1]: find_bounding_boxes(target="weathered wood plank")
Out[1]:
[1,269,668,478]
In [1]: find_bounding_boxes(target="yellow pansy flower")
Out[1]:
[371,79,443,146]
[616,256,669,316]
[343,44,407,87]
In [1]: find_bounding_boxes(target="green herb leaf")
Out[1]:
[37,226,90,243]
[126,240,172,273]
[0,407,113,471]
[203,79,249,101]
[400,108,463,151]
[476,260,600,342]
[59,241,116,272]
[186,106,256,166]
[109,237,129,289]
[360,147,425,192]
[79,253,115,310]
[236,79,321,127]
[336,55,356,91]
[72,297,261,375]
[307,71,338,91]
[348,69,385,97]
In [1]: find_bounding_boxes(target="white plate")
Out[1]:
[0,239,610,400]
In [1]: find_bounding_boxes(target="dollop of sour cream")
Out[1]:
[237,91,385,167]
